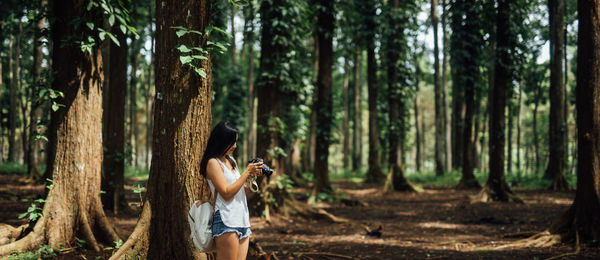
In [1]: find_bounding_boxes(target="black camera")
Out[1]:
[248,158,274,177]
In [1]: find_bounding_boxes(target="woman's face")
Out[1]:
[225,134,238,155]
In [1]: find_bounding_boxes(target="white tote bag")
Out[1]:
[188,185,215,252]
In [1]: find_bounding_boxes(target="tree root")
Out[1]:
[469,185,523,204]
[0,224,28,246]
[109,204,151,260]
[382,171,419,193]
[0,217,45,256]
[284,197,348,223]
[455,178,481,190]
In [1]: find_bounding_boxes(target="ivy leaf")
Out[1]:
[120,24,127,34]
[99,31,106,41]
[179,56,193,65]
[191,55,208,60]
[86,22,94,30]
[194,67,207,78]
[176,45,192,53]
[86,0,94,11]
[108,14,115,26]
[107,32,120,47]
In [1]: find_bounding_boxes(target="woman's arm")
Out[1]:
[206,159,261,201]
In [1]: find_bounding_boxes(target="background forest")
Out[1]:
[0,0,599,259]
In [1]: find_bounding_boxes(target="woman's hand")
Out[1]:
[244,161,263,178]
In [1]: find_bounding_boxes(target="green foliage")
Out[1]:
[172,25,231,78]
[124,166,149,179]
[7,245,57,260]
[104,239,124,255]
[0,162,27,174]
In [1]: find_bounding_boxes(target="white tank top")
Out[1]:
[207,157,250,228]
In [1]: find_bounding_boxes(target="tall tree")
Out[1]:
[129,35,139,167]
[313,0,334,194]
[454,0,483,190]
[0,0,120,255]
[474,0,520,202]
[352,51,362,171]
[362,0,386,183]
[432,0,444,176]
[442,0,451,171]
[529,0,600,244]
[111,0,213,258]
[544,0,569,191]
[102,8,128,213]
[384,0,416,192]
[342,59,350,169]
[8,25,19,162]
[28,0,47,178]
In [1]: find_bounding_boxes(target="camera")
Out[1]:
[248,157,274,177]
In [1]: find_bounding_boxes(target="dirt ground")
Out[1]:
[1,174,599,259]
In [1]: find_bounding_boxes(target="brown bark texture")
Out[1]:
[28,0,47,178]
[102,23,127,213]
[545,0,569,191]
[0,1,121,256]
[479,0,519,202]
[352,51,362,171]
[313,0,334,194]
[551,0,600,242]
[432,0,445,176]
[129,36,139,168]
[342,59,350,169]
[110,0,213,258]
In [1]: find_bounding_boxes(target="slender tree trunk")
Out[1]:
[545,0,569,191]
[146,12,155,170]
[129,36,138,167]
[0,2,120,255]
[456,2,481,189]
[352,51,362,171]
[534,89,540,174]
[507,100,513,174]
[342,58,350,169]
[111,0,213,258]
[246,32,256,161]
[476,0,520,202]
[8,32,17,162]
[313,0,334,194]
[432,0,444,176]
[384,0,416,192]
[442,0,451,172]
[517,80,522,172]
[102,22,128,214]
[28,0,47,178]
[414,56,422,172]
[15,23,26,164]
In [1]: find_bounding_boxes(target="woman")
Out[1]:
[200,121,263,260]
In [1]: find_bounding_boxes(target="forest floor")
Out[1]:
[1,174,600,259]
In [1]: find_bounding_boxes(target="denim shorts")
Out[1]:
[212,210,252,240]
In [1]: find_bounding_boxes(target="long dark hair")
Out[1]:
[200,121,238,177]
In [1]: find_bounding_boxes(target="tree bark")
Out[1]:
[342,58,350,169]
[385,0,416,192]
[475,0,520,203]
[111,0,213,258]
[364,0,385,183]
[545,0,569,191]
[442,0,451,172]
[534,86,540,174]
[540,0,600,243]
[129,36,139,167]
[8,30,17,162]
[102,21,128,214]
[28,0,47,178]
[146,5,155,170]
[313,0,334,194]
[432,0,444,176]
[414,54,422,172]
[0,1,120,255]
[352,51,362,171]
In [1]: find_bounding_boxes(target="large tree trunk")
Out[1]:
[529,1,600,244]
[102,22,128,214]
[474,0,520,203]
[28,0,47,179]
[145,6,155,170]
[544,0,569,191]
[313,0,334,194]
[0,1,120,255]
[111,0,213,258]
[449,1,465,171]
[352,51,362,171]
[342,59,350,169]
[432,0,444,176]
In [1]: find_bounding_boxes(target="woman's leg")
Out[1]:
[215,232,239,260]
[237,236,250,260]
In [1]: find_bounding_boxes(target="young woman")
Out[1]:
[200,121,263,260]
